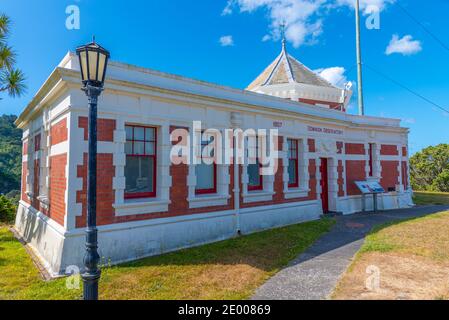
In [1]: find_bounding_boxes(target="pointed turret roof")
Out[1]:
[247,43,335,91]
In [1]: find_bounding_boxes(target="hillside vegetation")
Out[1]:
[0,114,22,195]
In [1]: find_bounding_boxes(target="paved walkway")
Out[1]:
[252,205,449,300]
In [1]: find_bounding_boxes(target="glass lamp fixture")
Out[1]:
[76,39,110,87]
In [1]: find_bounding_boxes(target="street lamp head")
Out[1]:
[76,39,110,88]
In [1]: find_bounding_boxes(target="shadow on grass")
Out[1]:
[110,218,336,273]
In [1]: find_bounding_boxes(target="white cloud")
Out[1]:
[385,34,422,56]
[314,66,347,87]
[223,0,325,48]
[262,34,271,42]
[219,35,235,47]
[402,118,416,124]
[335,0,395,14]
[222,2,233,15]
[223,0,395,47]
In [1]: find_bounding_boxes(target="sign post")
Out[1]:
[355,181,385,213]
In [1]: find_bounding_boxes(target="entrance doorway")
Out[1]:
[319,158,329,213]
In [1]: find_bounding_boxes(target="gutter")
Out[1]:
[231,112,242,235]
[234,144,240,235]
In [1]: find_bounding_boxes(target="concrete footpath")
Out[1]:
[252,205,449,300]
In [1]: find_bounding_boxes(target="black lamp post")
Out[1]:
[76,39,110,300]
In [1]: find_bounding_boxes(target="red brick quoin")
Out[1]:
[21,163,30,204]
[380,160,399,191]
[49,154,67,226]
[345,143,365,155]
[345,160,366,196]
[22,141,28,155]
[337,160,345,197]
[78,116,116,142]
[50,118,68,146]
[402,161,408,189]
[380,144,399,156]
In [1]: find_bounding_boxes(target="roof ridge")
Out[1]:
[284,51,296,83]
[262,50,285,86]
[287,54,336,88]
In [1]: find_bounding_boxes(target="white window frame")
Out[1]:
[283,137,309,199]
[113,119,171,216]
[242,134,275,203]
[187,127,231,209]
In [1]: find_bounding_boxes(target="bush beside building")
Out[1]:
[410,144,449,192]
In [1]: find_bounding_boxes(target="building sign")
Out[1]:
[307,126,343,135]
[355,181,385,194]
[273,121,283,128]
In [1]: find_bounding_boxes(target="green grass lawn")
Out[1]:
[0,218,334,300]
[413,191,449,206]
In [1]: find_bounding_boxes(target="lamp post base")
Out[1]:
[81,225,101,300]
[82,271,101,300]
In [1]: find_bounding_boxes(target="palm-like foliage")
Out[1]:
[0,14,10,35]
[0,13,26,98]
[0,45,16,70]
[1,69,26,98]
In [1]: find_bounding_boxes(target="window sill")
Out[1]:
[113,198,170,216]
[187,194,231,209]
[37,195,50,210]
[284,188,309,199]
[242,190,275,203]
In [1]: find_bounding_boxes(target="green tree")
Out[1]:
[432,169,449,192]
[0,114,22,194]
[0,194,16,223]
[410,144,449,192]
[0,14,26,98]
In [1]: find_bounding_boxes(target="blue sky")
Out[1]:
[1,0,448,154]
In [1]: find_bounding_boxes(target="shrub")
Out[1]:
[410,144,449,192]
[0,194,17,223]
[432,169,449,192]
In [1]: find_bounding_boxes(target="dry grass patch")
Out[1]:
[334,252,449,300]
[333,211,449,300]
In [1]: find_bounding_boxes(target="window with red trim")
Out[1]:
[247,137,263,191]
[124,125,157,199]
[195,132,217,195]
[33,133,41,208]
[368,143,374,177]
[287,138,299,188]
[34,134,41,152]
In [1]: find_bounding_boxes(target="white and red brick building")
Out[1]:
[15,46,413,276]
